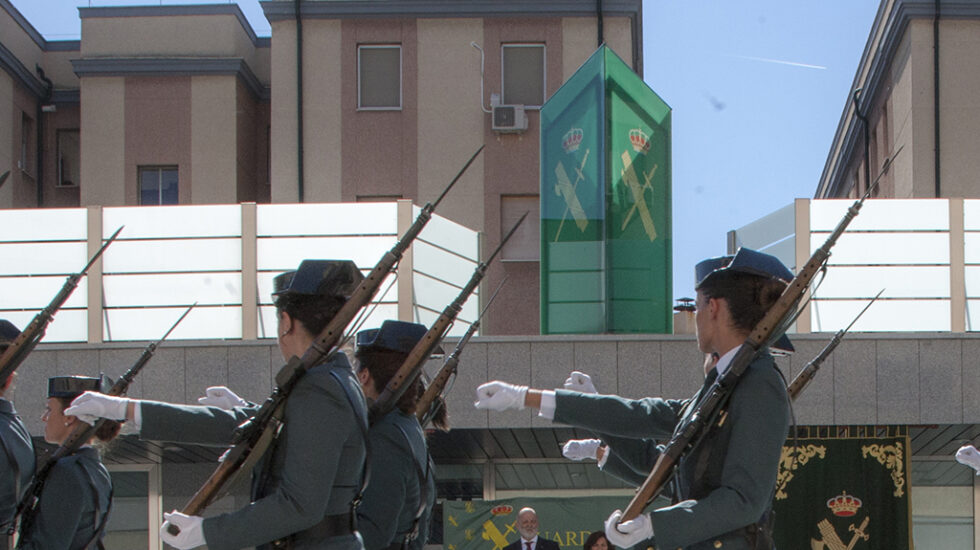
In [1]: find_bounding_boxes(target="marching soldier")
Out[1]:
[0,321,34,550]
[66,260,370,550]
[354,320,441,550]
[17,376,117,549]
[475,248,793,550]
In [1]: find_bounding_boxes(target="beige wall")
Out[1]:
[560,16,634,79]
[41,49,81,90]
[416,18,485,231]
[269,19,344,203]
[0,7,43,83]
[909,19,938,198]
[82,15,252,59]
[191,75,238,204]
[341,19,418,202]
[937,19,980,199]
[123,77,192,205]
[80,76,126,206]
[41,104,81,208]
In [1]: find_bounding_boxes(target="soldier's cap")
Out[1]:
[694,247,795,353]
[0,319,21,346]
[48,374,112,399]
[272,260,364,300]
[695,247,793,289]
[356,320,444,356]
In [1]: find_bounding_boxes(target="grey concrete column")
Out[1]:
[794,198,811,333]
[241,202,258,340]
[950,198,966,333]
[397,199,414,322]
[87,205,104,343]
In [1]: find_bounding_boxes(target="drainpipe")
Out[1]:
[933,0,941,197]
[295,0,305,202]
[36,65,53,208]
[852,88,870,197]
[596,0,604,47]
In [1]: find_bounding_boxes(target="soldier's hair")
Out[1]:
[698,271,786,333]
[55,396,122,445]
[274,293,346,336]
[583,531,608,550]
[355,349,421,415]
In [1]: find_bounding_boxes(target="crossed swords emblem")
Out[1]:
[552,148,658,242]
[813,516,870,550]
[481,519,517,550]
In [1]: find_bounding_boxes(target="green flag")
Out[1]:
[773,436,912,549]
[443,497,625,550]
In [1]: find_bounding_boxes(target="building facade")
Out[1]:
[0,0,643,336]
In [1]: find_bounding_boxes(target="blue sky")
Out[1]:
[11,0,881,302]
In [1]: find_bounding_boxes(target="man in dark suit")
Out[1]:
[505,508,560,550]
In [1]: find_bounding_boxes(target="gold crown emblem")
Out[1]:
[490,505,513,516]
[629,128,651,154]
[562,128,584,153]
[827,491,862,517]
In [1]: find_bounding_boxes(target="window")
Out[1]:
[139,166,178,205]
[358,45,401,109]
[502,44,545,107]
[57,130,80,187]
[20,112,34,176]
[500,195,540,261]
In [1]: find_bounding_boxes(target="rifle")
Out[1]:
[370,214,526,425]
[786,290,881,400]
[416,278,507,427]
[12,303,194,538]
[0,227,123,383]
[619,146,902,523]
[168,146,483,532]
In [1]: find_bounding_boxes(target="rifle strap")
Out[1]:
[393,422,430,547]
[328,370,371,520]
[76,458,113,550]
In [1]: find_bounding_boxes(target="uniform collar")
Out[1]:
[0,397,14,414]
[714,346,739,376]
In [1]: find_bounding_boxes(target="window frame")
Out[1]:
[357,44,403,111]
[138,166,179,206]
[500,43,547,109]
[56,128,81,188]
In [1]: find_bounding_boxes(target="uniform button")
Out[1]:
[713,541,723,548]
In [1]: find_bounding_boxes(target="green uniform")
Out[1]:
[140,355,368,550]
[554,352,789,550]
[16,447,111,550]
[358,409,433,550]
[1,398,35,550]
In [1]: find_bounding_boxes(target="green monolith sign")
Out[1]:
[540,46,672,334]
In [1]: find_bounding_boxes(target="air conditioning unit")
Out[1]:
[492,104,528,133]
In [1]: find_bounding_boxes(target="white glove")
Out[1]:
[604,509,654,549]
[562,439,601,461]
[474,381,528,411]
[563,371,597,393]
[197,386,247,409]
[64,391,130,425]
[160,510,206,549]
[956,444,980,474]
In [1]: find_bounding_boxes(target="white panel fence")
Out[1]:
[0,201,480,342]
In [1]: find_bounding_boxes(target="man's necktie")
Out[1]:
[525,542,533,550]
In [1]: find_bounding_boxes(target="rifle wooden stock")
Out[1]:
[416,279,506,426]
[786,291,880,400]
[170,147,483,533]
[618,162,895,522]
[0,226,122,383]
[371,214,526,424]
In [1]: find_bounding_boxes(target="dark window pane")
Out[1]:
[359,46,401,108]
[503,45,544,106]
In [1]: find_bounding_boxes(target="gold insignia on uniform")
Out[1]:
[811,515,870,550]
